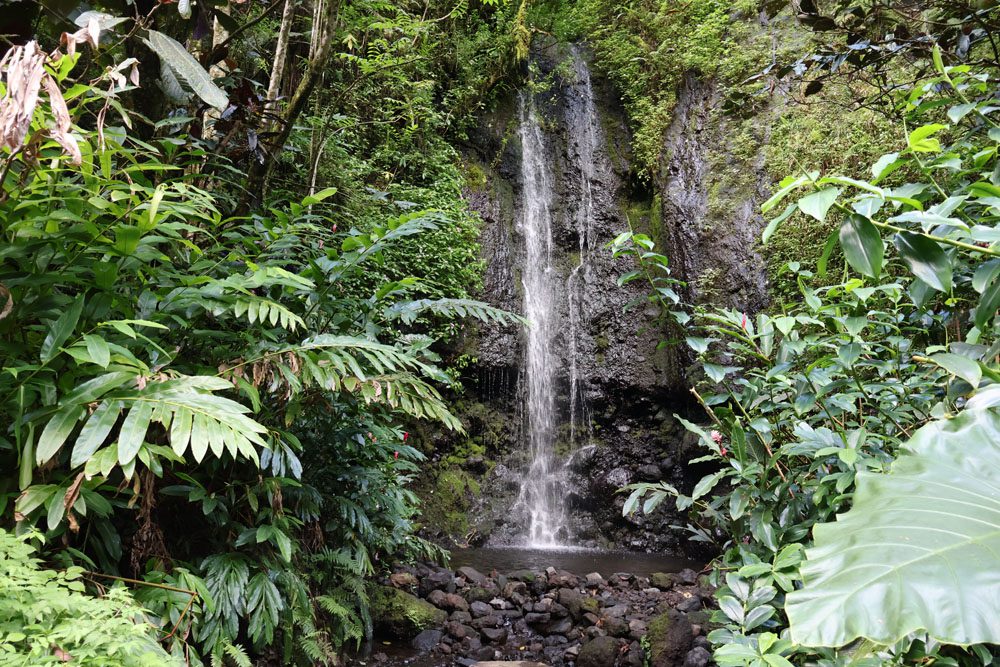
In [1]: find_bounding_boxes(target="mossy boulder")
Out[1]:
[649,572,676,590]
[370,586,447,639]
[646,609,693,667]
[578,635,621,667]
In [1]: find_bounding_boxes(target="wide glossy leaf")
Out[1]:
[797,187,841,222]
[786,408,1000,647]
[893,231,952,292]
[40,295,85,362]
[117,401,154,464]
[71,400,121,468]
[929,352,982,387]
[839,215,883,278]
[976,274,1000,329]
[36,404,85,464]
[143,30,228,110]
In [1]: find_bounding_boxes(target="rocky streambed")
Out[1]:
[362,561,716,667]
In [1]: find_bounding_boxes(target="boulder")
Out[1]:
[647,610,693,667]
[446,620,479,640]
[577,636,620,667]
[559,588,602,619]
[421,570,456,595]
[683,647,711,667]
[585,572,605,588]
[677,569,698,586]
[458,566,489,586]
[603,615,630,638]
[543,616,574,635]
[370,586,447,640]
[389,572,418,588]
[649,572,676,590]
[481,626,509,644]
[427,589,470,611]
[411,628,442,651]
[470,600,494,617]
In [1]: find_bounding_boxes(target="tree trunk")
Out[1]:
[265,0,296,116]
[245,0,338,203]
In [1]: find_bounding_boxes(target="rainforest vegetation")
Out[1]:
[0,1,998,666]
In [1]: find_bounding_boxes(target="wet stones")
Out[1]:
[428,589,471,612]
[374,562,714,667]
[577,636,622,667]
[458,566,489,586]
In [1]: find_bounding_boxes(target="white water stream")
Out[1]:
[515,51,602,548]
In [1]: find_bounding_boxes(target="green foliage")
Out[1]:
[0,529,178,666]
[615,44,1000,667]
[0,25,509,665]
[786,408,1000,647]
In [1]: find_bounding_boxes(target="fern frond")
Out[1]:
[383,298,526,326]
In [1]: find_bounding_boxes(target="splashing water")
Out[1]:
[514,51,603,549]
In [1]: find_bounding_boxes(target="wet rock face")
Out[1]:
[369,563,715,667]
[658,72,770,313]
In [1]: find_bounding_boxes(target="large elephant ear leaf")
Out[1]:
[786,408,1000,648]
[143,30,228,110]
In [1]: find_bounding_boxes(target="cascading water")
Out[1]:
[515,91,566,547]
[514,50,603,548]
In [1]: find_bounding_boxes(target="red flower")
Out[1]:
[403,431,409,442]
[331,224,338,233]
[740,313,748,330]
[394,451,399,460]
[720,447,728,457]
[710,430,723,444]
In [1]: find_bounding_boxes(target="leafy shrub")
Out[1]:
[0,529,178,667]
[616,44,1000,667]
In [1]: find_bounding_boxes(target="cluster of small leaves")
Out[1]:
[0,529,178,667]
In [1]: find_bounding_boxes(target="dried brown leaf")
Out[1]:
[41,74,81,165]
[0,42,46,153]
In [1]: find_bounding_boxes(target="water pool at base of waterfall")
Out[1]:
[449,546,698,579]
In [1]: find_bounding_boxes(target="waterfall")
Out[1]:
[516,91,566,547]
[514,49,602,549]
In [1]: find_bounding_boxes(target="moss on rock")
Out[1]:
[370,586,447,639]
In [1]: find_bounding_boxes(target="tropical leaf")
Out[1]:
[839,215,883,279]
[143,30,228,110]
[383,298,525,326]
[786,408,1000,647]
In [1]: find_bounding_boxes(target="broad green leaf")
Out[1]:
[976,275,1000,329]
[871,152,901,182]
[892,231,952,292]
[143,30,228,110]
[839,215,883,278]
[71,400,121,468]
[302,187,338,206]
[762,203,796,244]
[83,334,111,368]
[907,123,946,153]
[36,404,85,464]
[929,353,982,386]
[692,470,725,500]
[786,409,1000,647]
[117,401,153,464]
[760,173,816,214]
[797,187,841,222]
[40,295,85,363]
